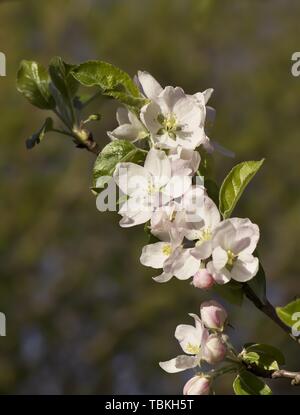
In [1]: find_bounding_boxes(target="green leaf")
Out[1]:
[26,117,53,149]
[213,280,244,306]
[49,56,79,99]
[71,60,147,107]
[93,140,146,190]
[245,262,267,304]
[241,343,285,373]
[233,370,272,395]
[219,159,265,219]
[276,298,300,328]
[17,60,55,109]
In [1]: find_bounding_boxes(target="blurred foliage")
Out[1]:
[0,0,299,394]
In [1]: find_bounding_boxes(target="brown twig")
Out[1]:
[272,369,300,385]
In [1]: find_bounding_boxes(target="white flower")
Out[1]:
[113,148,191,228]
[140,225,199,283]
[141,86,206,150]
[186,195,221,260]
[107,107,148,142]
[207,218,260,284]
[159,313,209,373]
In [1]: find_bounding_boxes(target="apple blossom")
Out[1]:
[200,300,228,330]
[186,195,221,259]
[206,218,260,284]
[183,375,211,396]
[140,87,207,150]
[140,225,199,283]
[159,313,209,373]
[113,148,191,227]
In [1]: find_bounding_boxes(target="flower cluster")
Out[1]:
[160,300,230,395]
[111,72,260,286]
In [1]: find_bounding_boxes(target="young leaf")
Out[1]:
[219,159,265,219]
[49,56,79,99]
[93,140,146,190]
[276,298,300,328]
[241,343,285,373]
[17,60,55,109]
[233,370,272,395]
[26,117,53,149]
[71,61,147,108]
[213,280,244,306]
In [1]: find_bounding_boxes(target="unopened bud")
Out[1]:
[192,269,215,289]
[200,300,227,330]
[183,375,211,395]
[202,334,227,364]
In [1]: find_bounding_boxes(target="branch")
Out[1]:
[272,369,300,385]
[243,284,300,346]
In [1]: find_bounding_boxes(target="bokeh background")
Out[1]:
[0,0,299,395]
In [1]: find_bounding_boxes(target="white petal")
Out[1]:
[191,240,212,260]
[177,127,206,150]
[158,86,185,113]
[153,271,173,283]
[159,355,198,373]
[137,70,163,100]
[140,102,161,134]
[173,97,202,129]
[230,218,260,254]
[202,88,214,104]
[119,210,153,228]
[212,246,228,270]
[108,124,140,141]
[144,149,171,187]
[175,324,202,354]
[163,174,192,199]
[171,248,200,280]
[116,107,129,125]
[114,162,150,196]
[140,242,170,269]
[230,254,259,282]
[212,220,237,250]
[201,196,221,230]
[118,197,153,227]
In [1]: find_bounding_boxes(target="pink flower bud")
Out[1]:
[192,269,215,289]
[183,375,211,395]
[200,300,227,330]
[202,334,227,364]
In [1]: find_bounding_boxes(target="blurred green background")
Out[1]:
[0,0,299,395]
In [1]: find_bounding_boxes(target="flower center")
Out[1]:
[226,249,237,271]
[162,244,172,256]
[157,113,181,139]
[186,343,201,354]
[147,181,160,195]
